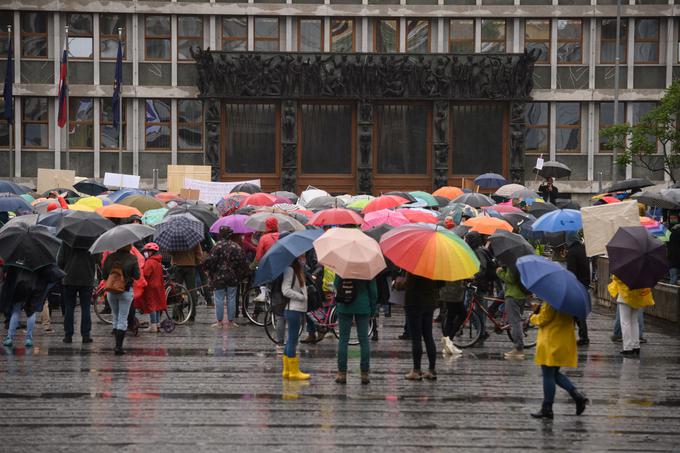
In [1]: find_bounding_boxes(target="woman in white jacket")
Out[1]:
[281,256,310,380]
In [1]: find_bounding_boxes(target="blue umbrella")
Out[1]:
[253,229,324,286]
[474,173,507,189]
[531,209,582,233]
[0,180,29,195]
[516,255,591,318]
[0,194,33,213]
[108,188,146,203]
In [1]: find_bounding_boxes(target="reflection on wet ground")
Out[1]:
[1,306,680,451]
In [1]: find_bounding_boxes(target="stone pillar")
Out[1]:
[205,98,221,181]
[281,100,297,192]
[433,100,449,190]
[509,101,526,184]
[357,101,373,194]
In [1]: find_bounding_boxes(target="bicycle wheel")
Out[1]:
[242,287,270,327]
[166,283,193,325]
[264,307,282,344]
[452,310,482,348]
[92,287,113,324]
[160,311,176,333]
[507,312,538,349]
[330,307,373,346]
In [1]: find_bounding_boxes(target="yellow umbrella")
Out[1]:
[69,203,96,212]
[74,196,104,210]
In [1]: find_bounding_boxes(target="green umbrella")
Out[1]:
[141,207,169,226]
[20,193,35,204]
[120,194,164,213]
[347,199,371,210]
[409,191,439,208]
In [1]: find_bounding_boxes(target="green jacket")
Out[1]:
[334,277,378,316]
[497,267,526,300]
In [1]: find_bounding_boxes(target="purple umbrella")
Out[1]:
[606,226,668,290]
[210,214,255,234]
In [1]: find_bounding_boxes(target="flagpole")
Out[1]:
[7,25,12,181]
[118,27,123,174]
[64,25,70,171]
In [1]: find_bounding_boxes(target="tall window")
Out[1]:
[449,19,474,53]
[68,98,94,149]
[481,19,506,53]
[376,104,428,174]
[145,15,171,61]
[66,14,93,59]
[557,19,582,64]
[0,13,11,56]
[22,97,48,149]
[556,103,581,152]
[331,18,354,52]
[224,103,277,174]
[406,19,430,53]
[601,18,627,64]
[298,18,322,52]
[145,99,171,150]
[525,20,550,64]
[525,102,549,154]
[376,19,399,53]
[20,12,48,58]
[101,98,126,149]
[178,16,203,61]
[222,17,247,51]
[178,100,203,150]
[301,104,352,174]
[634,19,659,64]
[100,14,126,59]
[599,102,625,152]
[254,17,279,51]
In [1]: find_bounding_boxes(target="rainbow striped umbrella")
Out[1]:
[380,224,480,281]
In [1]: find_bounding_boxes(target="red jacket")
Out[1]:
[255,232,279,261]
[138,254,167,314]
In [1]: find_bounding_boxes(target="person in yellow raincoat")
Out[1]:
[608,275,654,357]
[529,302,589,419]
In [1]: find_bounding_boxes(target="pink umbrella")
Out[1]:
[485,202,522,214]
[272,195,292,204]
[209,214,255,234]
[361,209,409,231]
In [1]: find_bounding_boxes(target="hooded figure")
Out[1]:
[255,217,280,262]
[465,231,494,293]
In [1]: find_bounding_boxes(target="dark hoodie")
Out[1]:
[565,232,590,288]
[465,231,494,292]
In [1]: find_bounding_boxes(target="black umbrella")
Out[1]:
[556,199,581,210]
[534,160,572,179]
[37,209,73,228]
[73,178,108,196]
[501,212,536,229]
[41,188,79,198]
[0,180,29,195]
[0,224,62,270]
[165,204,219,229]
[604,178,653,193]
[632,191,680,210]
[364,224,394,241]
[529,202,558,218]
[433,196,450,208]
[385,191,417,203]
[272,191,298,204]
[452,193,496,208]
[231,183,261,194]
[489,230,535,269]
[452,224,471,238]
[57,211,116,249]
[606,226,668,290]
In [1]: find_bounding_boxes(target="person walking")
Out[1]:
[334,277,378,385]
[57,242,96,344]
[139,243,167,333]
[280,256,310,380]
[497,265,527,359]
[169,243,203,322]
[439,280,465,356]
[530,301,588,419]
[403,273,439,381]
[102,245,141,355]
[565,232,591,345]
[608,275,654,357]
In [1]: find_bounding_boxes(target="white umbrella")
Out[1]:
[495,183,527,198]
[299,188,329,207]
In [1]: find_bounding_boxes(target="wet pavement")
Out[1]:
[1,305,680,452]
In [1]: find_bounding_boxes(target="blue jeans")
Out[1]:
[6,304,36,341]
[149,311,160,323]
[337,313,370,372]
[214,287,238,322]
[613,305,644,338]
[284,309,304,358]
[62,285,92,339]
[107,290,134,331]
[541,365,575,404]
[670,267,678,285]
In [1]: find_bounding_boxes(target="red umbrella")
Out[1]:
[485,203,522,214]
[293,208,314,218]
[272,195,292,204]
[243,193,277,207]
[307,208,364,227]
[397,209,438,224]
[362,195,409,214]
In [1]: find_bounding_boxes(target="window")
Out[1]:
[525,102,549,154]
[376,104,428,174]
[301,104,352,174]
[557,19,582,64]
[68,97,94,149]
[0,13,11,56]
[556,103,581,152]
[601,19,627,64]
[449,19,474,53]
[298,18,322,52]
[525,20,550,64]
[224,103,277,174]
[145,15,171,61]
[66,14,93,59]
[101,98,126,149]
[331,18,354,52]
[254,17,279,51]
[20,12,48,58]
[632,102,658,152]
[0,99,9,148]
[481,19,506,53]
[634,19,659,64]
[22,97,48,149]
[145,99,171,150]
[406,19,429,53]
[178,100,202,150]
[376,19,399,53]
[451,104,505,176]
[100,14,126,59]
[222,17,247,51]
[178,16,203,61]
[598,102,625,152]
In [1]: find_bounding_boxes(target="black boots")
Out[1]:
[531,403,554,419]
[114,329,126,355]
[569,390,589,415]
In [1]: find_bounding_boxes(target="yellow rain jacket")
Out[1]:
[530,303,577,368]
[607,276,655,310]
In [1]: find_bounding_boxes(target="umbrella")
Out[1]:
[245,212,305,233]
[89,224,155,254]
[441,203,478,224]
[361,209,409,231]
[272,191,299,204]
[501,212,536,229]
[0,180,29,195]
[432,186,464,200]
[409,191,439,208]
[307,208,363,227]
[594,196,621,205]
[107,188,147,203]
[511,189,541,200]
[488,230,535,269]
[20,193,35,204]
[155,192,181,203]
[0,224,62,270]
[73,196,104,210]
[165,205,219,229]
[141,207,169,226]
[254,229,325,286]
[346,198,372,210]
[464,216,513,235]
[452,193,495,208]
[0,214,39,232]
[433,196,450,208]
[41,188,79,199]
[632,191,680,210]
[314,228,386,279]
[516,255,591,319]
[210,214,256,234]
[380,224,479,281]
[534,160,572,179]
[299,188,330,207]
[363,224,394,242]
[216,194,246,216]
[231,182,261,194]
[57,211,116,249]
[606,226,668,289]
[73,179,108,196]
[385,191,417,203]
[485,202,522,214]
[362,195,409,214]
[32,200,61,214]
[242,192,277,207]
[474,173,507,189]
[451,224,471,238]
[531,209,582,233]
[155,215,205,252]
[0,194,34,213]
[556,199,581,210]
[96,204,143,219]
[528,202,558,218]
[68,203,96,212]
[605,178,653,193]
[305,196,346,210]
[37,209,73,228]
[495,183,527,199]
[119,194,164,213]
[396,209,439,224]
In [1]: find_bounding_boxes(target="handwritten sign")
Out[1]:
[37,169,75,194]
[581,201,640,257]
[183,178,261,204]
[535,155,545,171]
[104,172,140,189]
[167,165,211,193]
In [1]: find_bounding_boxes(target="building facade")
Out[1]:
[0,1,678,194]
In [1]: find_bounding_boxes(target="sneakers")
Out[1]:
[253,287,267,302]
[405,370,423,381]
[441,337,462,356]
[3,337,12,347]
[504,349,525,360]
[210,321,224,328]
[25,338,33,348]
[422,370,437,381]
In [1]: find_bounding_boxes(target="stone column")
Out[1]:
[281,99,297,192]
[204,98,221,181]
[357,101,373,194]
[433,100,449,190]
[509,101,526,184]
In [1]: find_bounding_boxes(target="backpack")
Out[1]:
[336,278,357,305]
[269,274,290,315]
[481,249,498,282]
[105,262,126,294]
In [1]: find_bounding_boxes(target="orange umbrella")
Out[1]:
[464,216,513,235]
[96,204,143,219]
[243,193,277,207]
[155,192,181,203]
[433,186,464,200]
[397,209,439,224]
[362,195,409,214]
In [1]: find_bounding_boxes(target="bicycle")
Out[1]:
[239,278,270,326]
[451,285,538,349]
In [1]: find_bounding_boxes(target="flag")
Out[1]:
[57,36,68,128]
[112,37,123,129]
[2,33,13,125]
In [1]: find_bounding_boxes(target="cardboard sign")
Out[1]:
[535,156,545,170]
[180,188,200,201]
[183,178,261,204]
[37,168,75,194]
[581,201,641,257]
[167,165,211,193]
[103,172,140,189]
